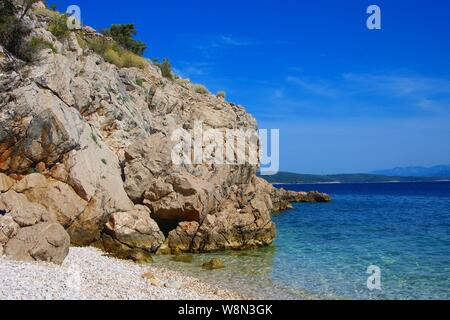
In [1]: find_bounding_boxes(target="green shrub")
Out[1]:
[136,78,146,87]
[86,36,148,69]
[86,37,111,54]
[175,77,191,87]
[121,50,148,69]
[216,91,226,99]
[76,34,87,50]
[103,48,121,66]
[21,36,56,60]
[154,58,174,80]
[0,1,31,59]
[48,13,70,39]
[34,7,63,20]
[27,37,55,52]
[102,24,147,56]
[0,1,57,61]
[192,84,209,95]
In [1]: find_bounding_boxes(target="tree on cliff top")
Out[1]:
[102,24,147,56]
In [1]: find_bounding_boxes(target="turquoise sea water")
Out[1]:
[152,182,450,300]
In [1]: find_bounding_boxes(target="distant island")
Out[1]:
[371,165,450,178]
[260,172,449,184]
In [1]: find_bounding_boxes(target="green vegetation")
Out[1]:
[101,159,107,165]
[259,172,445,184]
[20,0,41,19]
[216,91,226,99]
[153,58,174,80]
[135,78,146,87]
[33,6,60,19]
[33,5,70,39]
[192,84,209,95]
[47,13,70,39]
[90,132,98,143]
[76,34,87,50]
[84,36,148,69]
[102,24,147,56]
[27,167,37,174]
[175,78,191,87]
[0,0,38,60]
[21,36,56,60]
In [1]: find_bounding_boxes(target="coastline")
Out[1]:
[0,247,246,300]
[273,180,450,185]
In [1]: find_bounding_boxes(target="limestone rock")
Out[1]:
[4,222,70,265]
[0,3,332,263]
[166,221,199,253]
[101,234,154,263]
[285,191,332,203]
[0,190,49,227]
[63,125,133,211]
[104,206,165,252]
[0,216,20,245]
[13,174,87,227]
[155,242,171,256]
[66,194,109,246]
[0,173,14,192]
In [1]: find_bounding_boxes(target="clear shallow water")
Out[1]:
[152,182,450,300]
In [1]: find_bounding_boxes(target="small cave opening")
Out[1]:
[152,217,182,237]
[149,208,200,237]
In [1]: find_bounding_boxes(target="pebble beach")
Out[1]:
[0,247,244,300]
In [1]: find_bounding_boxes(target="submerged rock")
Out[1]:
[100,234,154,263]
[171,254,194,263]
[202,257,225,270]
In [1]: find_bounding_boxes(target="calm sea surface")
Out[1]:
[152,182,450,300]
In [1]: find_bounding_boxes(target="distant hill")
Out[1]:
[372,165,450,178]
[259,172,446,184]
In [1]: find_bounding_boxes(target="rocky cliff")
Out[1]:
[0,1,330,264]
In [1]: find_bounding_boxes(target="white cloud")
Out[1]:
[286,76,340,97]
[219,35,254,47]
[285,72,450,113]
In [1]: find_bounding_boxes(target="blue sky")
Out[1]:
[53,0,450,174]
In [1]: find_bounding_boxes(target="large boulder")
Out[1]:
[0,173,14,192]
[0,216,20,246]
[0,190,50,227]
[163,176,276,253]
[12,174,87,227]
[0,87,84,174]
[103,205,165,252]
[4,222,70,265]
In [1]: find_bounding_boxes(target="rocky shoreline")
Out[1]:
[0,0,330,271]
